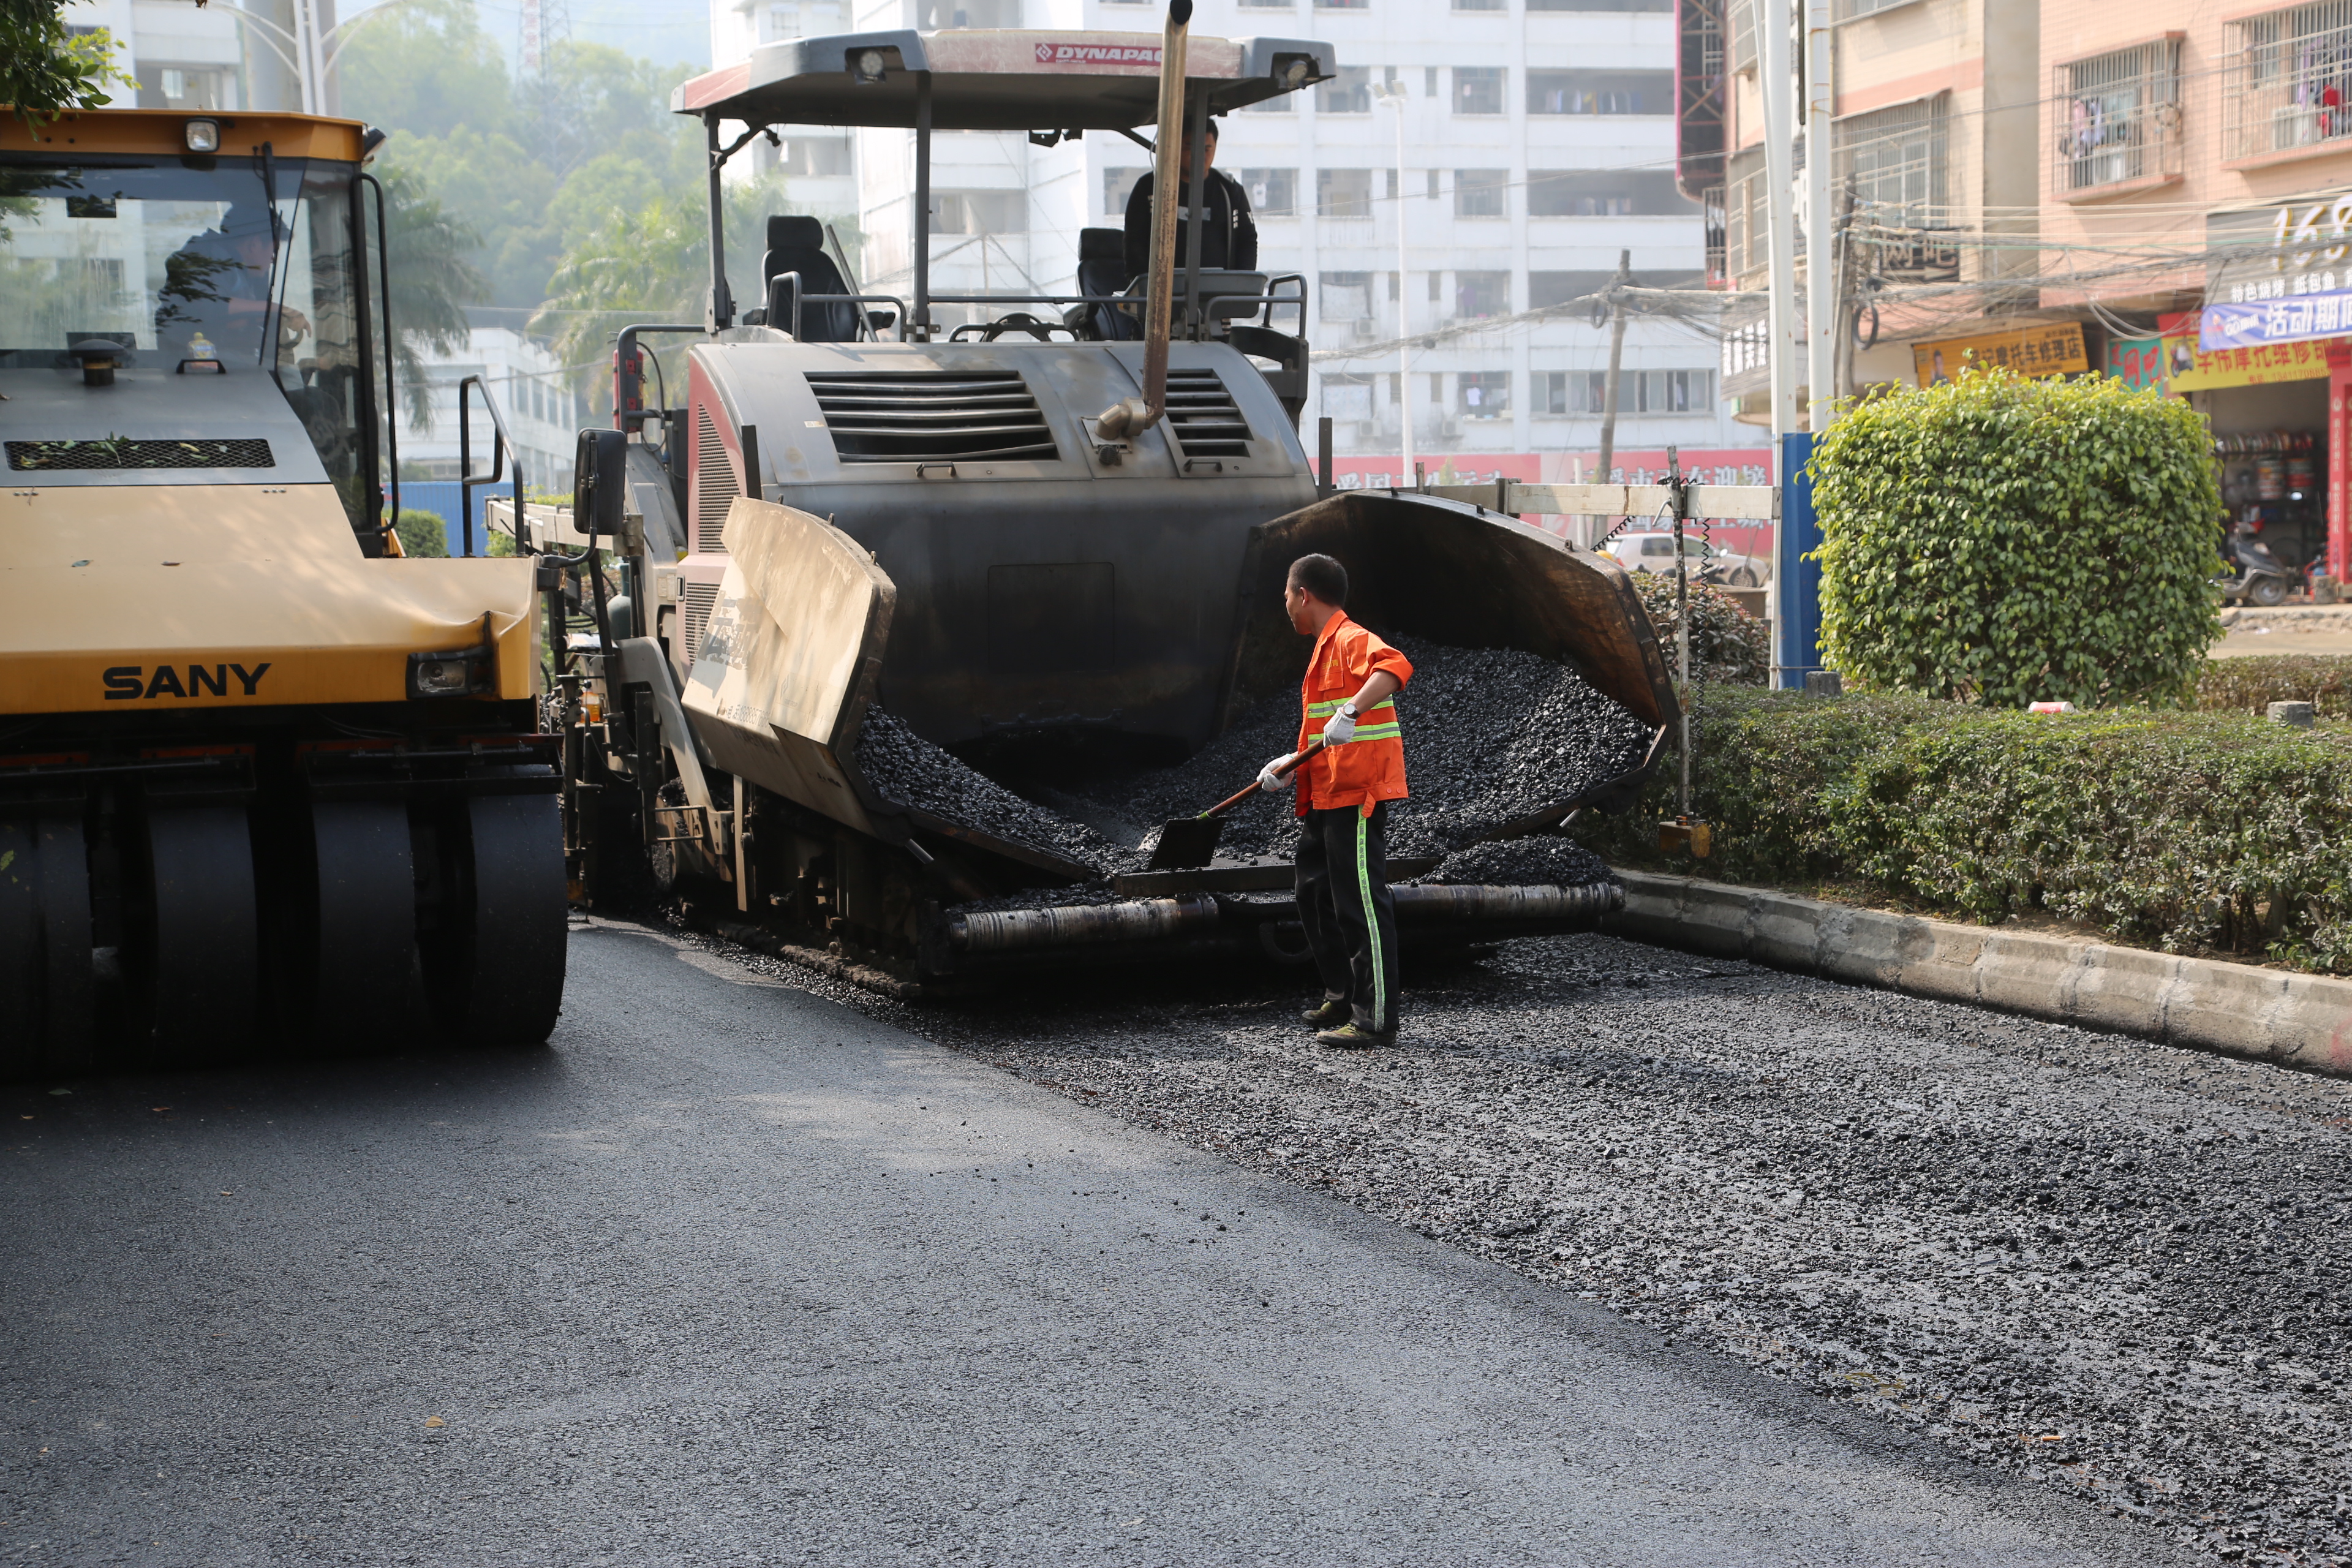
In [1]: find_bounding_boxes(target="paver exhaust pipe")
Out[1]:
[1096,0,1192,440]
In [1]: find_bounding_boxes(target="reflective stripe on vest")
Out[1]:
[1305,695,1399,742]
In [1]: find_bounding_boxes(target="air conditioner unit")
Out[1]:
[1438,417,1463,439]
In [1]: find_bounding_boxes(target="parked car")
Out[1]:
[1604,531,1771,587]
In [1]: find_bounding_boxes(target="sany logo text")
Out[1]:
[103,663,271,700]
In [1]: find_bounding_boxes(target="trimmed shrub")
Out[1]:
[2196,654,2352,719]
[1628,570,1769,687]
[1580,688,2352,972]
[1808,368,2223,709]
[393,507,450,558]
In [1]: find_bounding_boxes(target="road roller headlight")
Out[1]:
[184,118,221,153]
[407,647,494,698]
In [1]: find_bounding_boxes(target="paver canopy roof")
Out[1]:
[671,29,1333,129]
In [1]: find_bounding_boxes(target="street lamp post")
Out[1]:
[1374,79,1412,487]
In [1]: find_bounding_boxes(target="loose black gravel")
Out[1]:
[855,709,1125,870]
[680,917,2352,1568]
[1089,637,1656,869]
[869,641,1653,892]
[1413,834,1619,888]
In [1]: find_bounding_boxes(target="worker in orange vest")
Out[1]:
[1257,553,1414,1046]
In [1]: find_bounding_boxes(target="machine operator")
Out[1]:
[155,202,307,366]
[1259,554,1413,1048]
[1121,117,1257,282]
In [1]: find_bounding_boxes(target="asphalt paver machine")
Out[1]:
[558,9,1679,989]
[1,109,567,1074]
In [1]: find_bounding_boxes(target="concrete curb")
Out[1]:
[1608,870,2352,1078]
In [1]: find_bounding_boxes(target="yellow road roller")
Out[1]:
[1,108,567,1074]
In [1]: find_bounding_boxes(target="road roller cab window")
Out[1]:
[0,152,373,529]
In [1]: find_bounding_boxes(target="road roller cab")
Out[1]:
[0,109,568,1075]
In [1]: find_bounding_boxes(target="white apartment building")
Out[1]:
[64,0,342,117]
[399,309,589,489]
[707,0,1757,491]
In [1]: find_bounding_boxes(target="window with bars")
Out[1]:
[1317,66,1374,113]
[1526,69,1668,115]
[1240,168,1297,216]
[1459,371,1511,416]
[1455,271,1510,317]
[1317,168,1374,217]
[1538,369,1714,415]
[2055,38,2183,191]
[1837,0,1913,17]
[1836,96,1948,225]
[1454,67,1507,115]
[2226,2,2352,160]
[1454,169,1509,217]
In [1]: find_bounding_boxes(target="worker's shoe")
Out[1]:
[1316,1021,1396,1049]
[1302,997,1350,1027]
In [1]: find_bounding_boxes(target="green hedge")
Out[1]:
[1809,369,2222,709]
[1628,571,1769,686]
[2197,654,2352,719]
[1581,688,2352,972]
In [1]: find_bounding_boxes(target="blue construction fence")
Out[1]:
[389,480,519,557]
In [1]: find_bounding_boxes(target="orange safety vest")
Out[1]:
[1293,612,1414,817]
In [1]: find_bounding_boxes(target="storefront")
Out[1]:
[2196,194,2352,585]
[2125,314,2337,581]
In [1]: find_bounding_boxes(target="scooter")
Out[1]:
[2218,519,2296,608]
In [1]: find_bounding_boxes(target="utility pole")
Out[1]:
[1804,0,1835,436]
[1376,80,1412,486]
[1759,0,1800,677]
[1596,248,1633,501]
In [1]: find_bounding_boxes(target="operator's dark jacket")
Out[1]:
[1122,168,1258,282]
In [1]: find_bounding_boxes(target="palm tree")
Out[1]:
[378,163,487,429]
[530,194,708,416]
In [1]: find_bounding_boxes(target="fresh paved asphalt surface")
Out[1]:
[0,919,2193,1567]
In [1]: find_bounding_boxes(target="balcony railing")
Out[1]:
[2054,37,2183,192]
[2225,2,2352,161]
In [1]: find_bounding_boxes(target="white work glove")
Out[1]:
[1257,755,1292,793]
[1322,701,1360,745]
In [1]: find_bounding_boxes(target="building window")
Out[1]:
[1527,0,1668,7]
[1537,369,1714,413]
[933,190,1025,235]
[1836,95,1948,223]
[916,0,1018,24]
[1318,67,1374,113]
[2225,6,2351,160]
[1455,270,1509,316]
[1425,65,1439,96]
[1460,371,1511,415]
[1527,69,1667,115]
[1453,66,1506,115]
[1317,168,1374,217]
[1238,0,1292,8]
[1836,0,1910,15]
[1104,167,1147,217]
[1240,168,1298,216]
[1529,271,1611,308]
[1314,0,1368,11]
[2056,39,2182,191]
[1454,169,1509,217]
[1529,169,1694,216]
[1320,271,1374,321]
[778,137,852,178]
[1456,0,1506,12]
[1323,374,1376,420]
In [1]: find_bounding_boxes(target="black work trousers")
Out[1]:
[1294,802,1401,1035]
